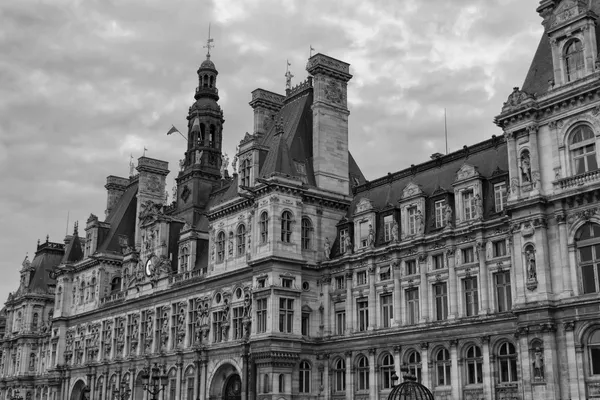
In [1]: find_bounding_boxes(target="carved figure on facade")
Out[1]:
[220,153,229,179]
[526,248,537,280]
[179,159,185,171]
[503,87,532,110]
[243,293,252,318]
[444,204,453,228]
[232,147,238,173]
[344,235,352,255]
[486,241,493,260]
[532,347,544,380]
[161,313,169,349]
[520,151,532,183]
[392,218,399,242]
[323,237,331,260]
[195,149,203,165]
[367,224,375,247]
[474,194,483,220]
[456,248,462,265]
[416,210,425,234]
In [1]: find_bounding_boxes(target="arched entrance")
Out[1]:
[208,363,242,400]
[70,380,90,400]
[223,374,242,400]
[134,371,145,400]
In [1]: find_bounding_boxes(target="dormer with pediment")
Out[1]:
[452,163,484,226]
[542,0,599,87]
[398,181,426,240]
[236,134,268,191]
[84,214,109,258]
[352,197,376,252]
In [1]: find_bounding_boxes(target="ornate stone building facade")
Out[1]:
[1,1,600,399]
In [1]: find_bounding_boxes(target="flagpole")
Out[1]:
[444,108,448,155]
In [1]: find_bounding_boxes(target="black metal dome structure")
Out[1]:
[387,367,435,400]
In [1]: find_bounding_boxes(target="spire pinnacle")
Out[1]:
[204,23,215,59]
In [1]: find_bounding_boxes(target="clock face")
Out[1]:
[145,258,154,277]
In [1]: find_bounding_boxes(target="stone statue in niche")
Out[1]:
[520,151,532,182]
[344,235,352,255]
[367,224,375,247]
[474,194,483,220]
[243,294,252,318]
[323,237,331,260]
[220,153,229,179]
[415,210,424,234]
[232,146,239,174]
[444,204,453,228]
[222,298,230,323]
[526,248,537,280]
[392,218,399,242]
[179,159,185,171]
[456,249,462,265]
[533,347,544,379]
[486,241,493,260]
[195,149,203,165]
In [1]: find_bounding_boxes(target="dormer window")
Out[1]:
[408,206,417,235]
[565,39,584,83]
[383,215,393,242]
[340,229,349,254]
[240,159,251,187]
[217,231,226,263]
[462,191,475,221]
[570,125,597,175]
[434,200,445,229]
[494,183,507,213]
[359,221,369,248]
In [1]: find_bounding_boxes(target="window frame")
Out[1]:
[406,350,422,383]
[408,206,417,235]
[256,298,267,333]
[465,345,483,385]
[462,190,475,221]
[463,277,479,317]
[380,353,395,389]
[576,222,600,294]
[301,217,312,250]
[356,355,370,391]
[333,358,346,392]
[357,299,369,332]
[299,360,311,393]
[495,271,512,312]
[380,294,393,328]
[335,309,346,335]
[405,288,419,325]
[260,211,269,244]
[433,282,448,321]
[435,348,451,386]
[498,342,518,383]
[217,231,226,263]
[278,298,294,333]
[494,182,507,213]
[435,200,445,229]
[564,39,585,83]
[340,228,349,254]
[589,330,600,376]
[236,224,246,257]
[569,125,598,176]
[384,215,393,242]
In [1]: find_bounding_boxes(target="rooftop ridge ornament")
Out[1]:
[285,60,294,90]
[204,23,215,58]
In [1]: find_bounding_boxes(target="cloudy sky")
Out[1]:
[0,0,543,303]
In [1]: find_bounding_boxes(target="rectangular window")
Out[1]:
[408,207,417,235]
[279,298,294,333]
[360,221,369,248]
[379,266,391,281]
[340,229,348,254]
[233,307,244,340]
[281,278,293,288]
[301,313,310,337]
[257,278,266,288]
[212,311,223,343]
[380,294,393,328]
[357,271,367,286]
[493,240,507,258]
[405,289,419,325]
[335,310,346,335]
[433,254,445,270]
[494,182,508,213]
[405,260,417,275]
[256,299,267,333]
[435,200,445,228]
[384,215,393,242]
[495,272,512,312]
[464,277,479,317]
[433,283,448,321]
[335,276,345,290]
[463,191,475,221]
[357,299,369,332]
[462,247,475,264]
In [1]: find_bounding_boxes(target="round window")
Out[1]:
[215,293,222,303]
[302,281,310,291]
[235,287,243,299]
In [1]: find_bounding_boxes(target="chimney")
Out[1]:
[249,89,284,135]
[105,176,130,217]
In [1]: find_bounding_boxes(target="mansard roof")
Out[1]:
[27,240,65,294]
[97,182,138,253]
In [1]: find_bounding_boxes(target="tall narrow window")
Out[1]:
[462,247,475,264]
[233,307,244,340]
[465,345,483,384]
[435,200,445,228]
[256,299,267,333]
[281,211,292,243]
[433,283,448,321]
[433,254,444,270]
[301,312,310,337]
[237,224,246,256]
[463,191,475,221]
[408,207,417,235]
[384,215,393,242]
[357,271,367,286]
[335,310,346,335]
[241,159,251,187]
[359,221,369,248]
[570,125,597,175]
[357,355,369,391]
[260,212,269,243]
[498,342,518,382]
[495,271,512,312]
[301,218,312,250]
[464,277,479,317]
[263,374,269,393]
[299,360,311,393]
[90,278,96,301]
[494,182,507,213]
[405,288,419,325]
[340,229,349,254]
[278,374,285,393]
[576,222,600,294]
[435,348,451,386]
[589,330,600,375]
[279,298,294,333]
[180,246,190,271]
[32,313,39,331]
[217,231,225,263]
[212,311,223,343]
[493,240,507,258]
[380,294,393,328]
[406,351,422,383]
[333,359,346,392]
[565,39,584,83]
[380,354,394,389]
[357,299,369,332]
[405,260,417,275]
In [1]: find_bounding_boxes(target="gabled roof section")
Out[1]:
[97,182,138,253]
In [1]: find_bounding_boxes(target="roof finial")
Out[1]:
[204,23,215,59]
[285,60,294,90]
[73,221,79,236]
[46,234,49,243]
[309,45,315,58]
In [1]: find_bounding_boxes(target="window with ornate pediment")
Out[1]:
[569,125,597,175]
[565,39,584,83]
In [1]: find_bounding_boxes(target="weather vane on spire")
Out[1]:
[204,23,215,58]
[285,59,294,90]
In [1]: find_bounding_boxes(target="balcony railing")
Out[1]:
[554,169,600,190]
[168,269,205,285]
[100,291,125,306]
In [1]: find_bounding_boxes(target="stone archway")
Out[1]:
[209,363,242,400]
[69,380,89,400]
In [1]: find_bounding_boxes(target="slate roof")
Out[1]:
[97,183,138,253]
[28,241,65,293]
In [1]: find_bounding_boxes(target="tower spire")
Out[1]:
[204,23,214,59]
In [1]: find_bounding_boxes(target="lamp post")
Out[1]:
[113,381,131,400]
[141,363,168,400]
[9,390,23,400]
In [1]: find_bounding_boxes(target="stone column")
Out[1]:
[420,343,430,389]
[241,352,248,400]
[541,324,559,400]
[176,361,183,399]
[563,322,580,400]
[505,131,520,200]
[556,213,572,296]
[481,336,493,400]
[368,266,376,329]
[345,351,353,400]
[512,229,526,305]
[516,328,533,400]
[393,346,401,382]
[368,348,377,400]
[393,262,402,326]
[528,125,543,195]
[534,220,553,300]
[321,359,330,400]
[575,342,586,399]
[476,242,489,314]
[450,340,459,400]
[447,249,458,319]
[567,245,579,296]
[199,358,207,400]
[102,367,108,400]
[419,255,429,323]
[345,271,353,334]
[322,275,331,336]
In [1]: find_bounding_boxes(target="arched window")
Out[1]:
[32,313,39,331]
[301,218,312,250]
[90,277,96,300]
[498,342,518,382]
[576,222,600,294]
[565,39,584,82]
[278,374,285,393]
[209,75,214,88]
[299,360,311,393]
[110,277,121,294]
[237,224,246,256]
[29,353,36,372]
[263,374,269,393]
[380,353,395,389]
[217,231,226,263]
[333,358,346,392]
[356,355,369,391]
[465,345,483,384]
[405,350,422,383]
[203,74,209,88]
[96,376,104,400]
[570,125,597,175]
[435,348,451,386]
[260,212,269,243]
[281,211,292,243]
[185,366,195,400]
[589,330,600,375]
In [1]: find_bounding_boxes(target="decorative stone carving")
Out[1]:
[392,218,399,242]
[323,237,331,260]
[444,204,453,228]
[533,347,544,380]
[520,150,532,183]
[502,87,534,110]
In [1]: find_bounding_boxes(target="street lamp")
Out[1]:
[141,363,168,400]
[9,390,24,400]
[113,381,131,400]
